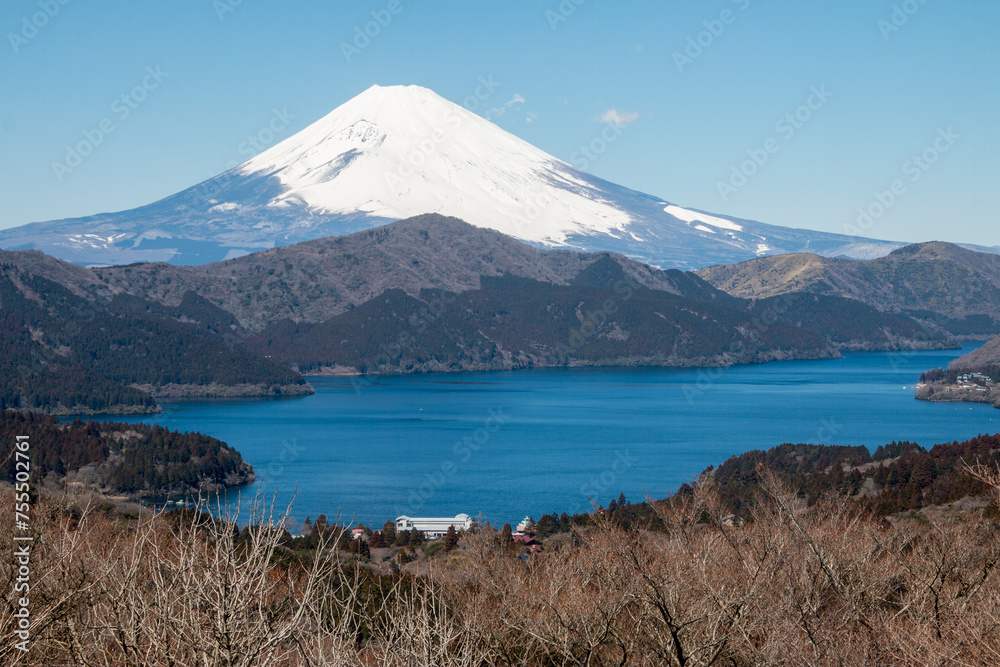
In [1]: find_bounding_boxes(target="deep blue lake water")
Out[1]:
[114,344,997,529]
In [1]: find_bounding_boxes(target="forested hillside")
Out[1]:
[250,256,951,374]
[1,217,977,414]
[0,410,253,495]
[0,261,310,415]
[93,215,697,332]
[703,436,1000,516]
[697,241,1000,336]
[917,333,1000,408]
[527,433,1000,539]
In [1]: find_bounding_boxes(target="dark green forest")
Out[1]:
[1,409,253,495]
[251,256,946,374]
[526,433,1000,536]
[921,366,1000,384]
[0,267,306,414]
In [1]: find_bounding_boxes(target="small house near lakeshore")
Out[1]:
[395,513,474,538]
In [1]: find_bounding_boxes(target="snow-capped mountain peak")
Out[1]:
[1,84,909,267]
[237,84,633,245]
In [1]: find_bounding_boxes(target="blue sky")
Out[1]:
[2,0,997,246]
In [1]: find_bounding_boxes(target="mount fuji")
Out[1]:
[3,84,906,269]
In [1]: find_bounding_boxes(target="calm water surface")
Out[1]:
[115,344,997,527]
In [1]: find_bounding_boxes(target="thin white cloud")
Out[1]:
[485,94,526,120]
[599,108,641,127]
[525,112,537,124]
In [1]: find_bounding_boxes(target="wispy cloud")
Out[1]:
[485,93,526,120]
[599,108,640,127]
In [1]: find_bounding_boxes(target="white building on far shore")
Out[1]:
[395,513,473,538]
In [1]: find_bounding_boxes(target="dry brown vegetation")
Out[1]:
[4,467,1000,666]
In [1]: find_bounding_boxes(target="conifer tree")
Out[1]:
[369,531,385,549]
[500,523,514,553]
[444,524,459,552]
[382,519,396,545]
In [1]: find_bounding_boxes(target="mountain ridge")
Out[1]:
[950,334,1000,371]
[91,214,722,332]
[2,214,964,412]
[696,241,1000,336]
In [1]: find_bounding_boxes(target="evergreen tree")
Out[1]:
[912,457,934,488]
[444,524,459,552]
[500,523,514,553]
[382,519,396,545]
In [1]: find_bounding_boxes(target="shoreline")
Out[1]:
[915,382,1000,410]
[294,339,957,378]
[131,381,315,399]
[28,382,315,417]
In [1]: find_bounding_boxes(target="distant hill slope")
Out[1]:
[949,334,1000,371]
[0,257,310,415]
[1,410,254,496]
[248,255,952,375]
[916,335,1000,409]
[701,435,1000,518]
[696,242,1000,336]
[93,215,729,333]
[1,215,960,412]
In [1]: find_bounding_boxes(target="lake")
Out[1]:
[116,344,997,529]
